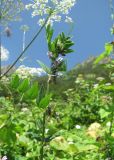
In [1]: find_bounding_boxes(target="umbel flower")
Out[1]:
[26,0,76,26]
[0,0,24,26]
[0,45,9,61]
[15,65,46,79]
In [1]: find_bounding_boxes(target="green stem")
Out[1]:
[0,38,1,77]
[40,112,46,160]
[39,78,50,159]
[109,111,114,135]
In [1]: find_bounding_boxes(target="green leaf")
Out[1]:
[50,136,78,155]
[64,49,74,53]
[17,78,30,93]
[64,42,74,49]
[51,41,56,53]
[58,60,67,72]
[11,75,20,88]
[18,135,29,147]
[46,24,54,50]
[24,83,39,100]
[107,104,114,112]
[37,60,51,74]
[36,85,46,105]
[0,125,16,144]
[99,108,110,119]
[103,85,114,91]
[50,136,68,151]
[39,94,51,109]
[66,143,79,155]
[94,43,113,64]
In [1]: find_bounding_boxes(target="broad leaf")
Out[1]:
[39,94,51,109]
[11,75,20,88]
[24,83,39,100]
[17,78,30,93]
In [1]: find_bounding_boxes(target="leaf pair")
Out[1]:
[11,75,51,109]
[11,75,38,101]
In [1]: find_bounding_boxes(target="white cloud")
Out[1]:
[0,45,9,61]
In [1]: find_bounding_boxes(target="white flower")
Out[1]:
[26,0,77,26]
[16,65,45,79]
[65,16,73,23]
[105,83,111,86]
[45,129,49,134]
[75,125,81,129]
[96,77,104,81]
[68,141,74,144]
[75,79,80,84]
[57,72,63,76]
[1,156,8,160]
[0,45,9,61]
[20,25,29,32]
[21,108,29,112]
[93,83,99,88]
[38,18,45,26]
[106,122,111,127]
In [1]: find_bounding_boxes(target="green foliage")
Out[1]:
[46,25,74,59]
[45,26,74,84]
[94,43,113,64]
[23,82,39,100]
[39,94,52,109]
[0,51,114,159]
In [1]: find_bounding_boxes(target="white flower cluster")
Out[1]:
[0,45,9,61]
[26,0,76,26]
[0,156,7,160]
[15,65,45,79]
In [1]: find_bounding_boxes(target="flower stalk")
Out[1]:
[0,12,52,79]
[40,112,46,160]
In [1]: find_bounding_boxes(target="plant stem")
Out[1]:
[23,31,25,51]
[0,37,1,77]
[109,111,114,135]
[0,12,52,79]
[40,112,46,160]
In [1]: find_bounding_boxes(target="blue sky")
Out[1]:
[1,0,113,70]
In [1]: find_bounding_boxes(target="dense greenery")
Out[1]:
[0,55,114,159]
